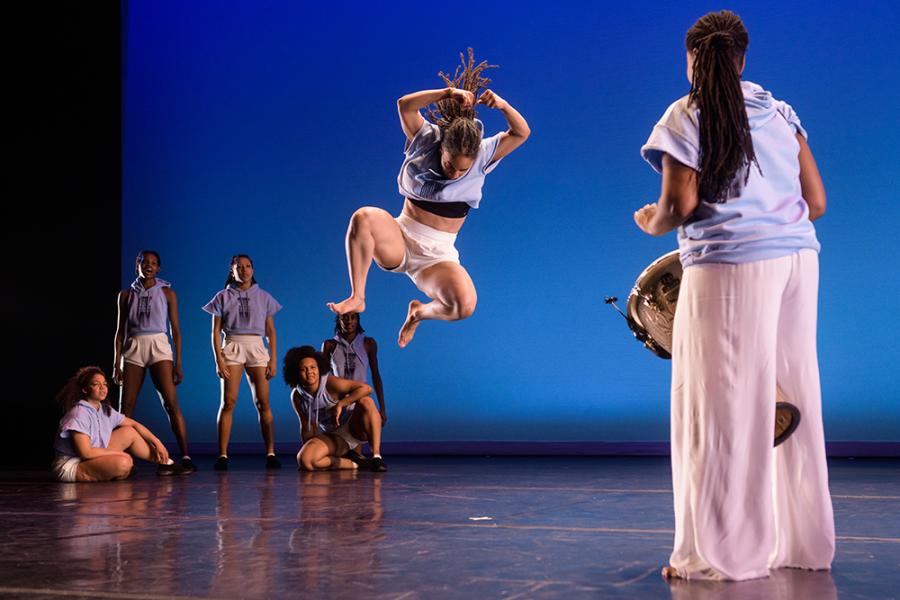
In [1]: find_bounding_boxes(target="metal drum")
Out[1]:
[606,250,801,447]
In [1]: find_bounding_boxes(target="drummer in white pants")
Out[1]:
[633,10,834,582]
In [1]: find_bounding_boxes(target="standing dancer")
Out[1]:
[203,255,283,470]
[113,250,194,472]
[634,11,833,581]
[327,49,530,347]
[322,312,386,425]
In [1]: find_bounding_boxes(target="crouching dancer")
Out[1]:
[283,346,387,472]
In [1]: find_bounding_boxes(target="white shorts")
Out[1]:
[380,213,460,284]
[52,454,81,483]
[330,420,365,451]
[122,333,173,368]
[222,334,270,367]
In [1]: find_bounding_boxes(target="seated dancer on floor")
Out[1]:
[283,346,387,472]
[327,48,530,347]
[52,366,187,482]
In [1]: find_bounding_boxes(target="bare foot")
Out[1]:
[661,566,682,581]
[327,296,365,315]
[398,300,423,348]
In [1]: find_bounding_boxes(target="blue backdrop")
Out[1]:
[122,0,900,446]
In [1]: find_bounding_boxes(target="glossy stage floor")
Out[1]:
[0,457,897,599]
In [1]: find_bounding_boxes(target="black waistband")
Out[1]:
[408,198,470,219]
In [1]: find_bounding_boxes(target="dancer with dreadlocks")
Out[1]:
[634,10,832,581]
[327,49,530,347]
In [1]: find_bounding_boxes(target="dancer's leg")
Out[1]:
[149,360,190,457]
[119,363,146,416]
[669,258,787,581]
[770,250,834,570]
[297,435,355,471]
[246,366,276,456]
[217,365,244,457]
[349,396,382,456]
[398,261,477,347]
[328,207,406,315]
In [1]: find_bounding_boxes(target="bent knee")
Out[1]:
[114,454,134,478]
[456,295,477,319]
[357,396,377,411]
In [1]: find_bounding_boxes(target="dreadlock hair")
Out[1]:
[224,254,258,288]
[686,10,760,203]
[55,366,113,415]
[425,48,498,158]
[283,345,331,389]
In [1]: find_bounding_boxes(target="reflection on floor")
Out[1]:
[0,457,897,599]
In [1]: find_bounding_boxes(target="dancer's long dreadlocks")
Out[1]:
[426,48,498,158]
[686,10,760,203]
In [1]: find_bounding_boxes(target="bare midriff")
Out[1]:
[402,199,466,234]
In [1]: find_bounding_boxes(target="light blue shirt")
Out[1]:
[126,278,171,337]
[397,118,504,209]
[202,284,282,336]
[641,81,820,267]
[54,401,125,457]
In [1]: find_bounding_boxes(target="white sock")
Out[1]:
[373,454,382,459]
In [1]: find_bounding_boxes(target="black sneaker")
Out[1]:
[342,449,370,468]
[368,457,387,472]
[157,461,192,476]
[214,456,229,471]
[265,455,282,469]
[181,457,198,473]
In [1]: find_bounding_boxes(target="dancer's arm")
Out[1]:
[478,90,531,161]
[634,153,699,236]
[211,316,230,380]
[797,134,826,221]
[112,290,129,385]
[164,288,184,385]
[264,315,277,380]
[320,339,336,370]
[120,417,169,464]
[291,390,318,443]
[398,88,474,140]
[326,376,373,428]
[365,337,386,425]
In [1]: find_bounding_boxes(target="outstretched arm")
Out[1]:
[478,90,531,162]
[397,88,474,140]
[635,153,699,236]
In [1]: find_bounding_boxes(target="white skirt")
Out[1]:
[669,249,834,580]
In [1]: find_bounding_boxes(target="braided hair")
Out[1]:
[686,10,760,202]
[425,48,497,158]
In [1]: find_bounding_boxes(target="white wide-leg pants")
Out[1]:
[669,249,835,581]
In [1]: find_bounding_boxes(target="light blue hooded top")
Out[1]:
[397,118,504,209]
[641,81,820,267]
[126,278,170,337]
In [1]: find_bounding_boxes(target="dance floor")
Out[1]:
[0,457,897,599]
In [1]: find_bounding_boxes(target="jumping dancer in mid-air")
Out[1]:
[327,49,530,347]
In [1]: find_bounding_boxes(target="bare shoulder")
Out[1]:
[364,337,378,352]
[322,339,337,353]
